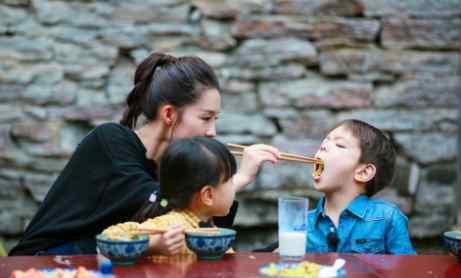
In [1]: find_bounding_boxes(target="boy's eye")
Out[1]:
[336,144,345,148]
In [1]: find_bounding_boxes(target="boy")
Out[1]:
[308,119,415,254]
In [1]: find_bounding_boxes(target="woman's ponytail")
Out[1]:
[120,53,176,129]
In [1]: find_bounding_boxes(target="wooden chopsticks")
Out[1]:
[227,143,322,165]
[133,227,220,235]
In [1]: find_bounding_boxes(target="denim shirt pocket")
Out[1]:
[350,238,385,254]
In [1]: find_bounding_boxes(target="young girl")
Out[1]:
[103,136,238,256]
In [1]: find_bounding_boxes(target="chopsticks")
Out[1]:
[227,143,322,165]
[133,227,220,235]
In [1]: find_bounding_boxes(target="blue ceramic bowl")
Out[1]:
[96,234,149,265]
[442,231,461,262]
[185,228,236,260]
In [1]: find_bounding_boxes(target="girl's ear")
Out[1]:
[354,163,376,183]
[159,104,177,126]
[199,185,214,207]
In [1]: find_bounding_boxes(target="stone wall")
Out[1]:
[0,0,460,252]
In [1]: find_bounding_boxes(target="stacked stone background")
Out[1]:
[0,0,460,252]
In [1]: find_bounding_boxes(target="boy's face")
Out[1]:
[313,124,362,193]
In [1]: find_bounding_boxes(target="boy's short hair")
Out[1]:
[336,119,396,196]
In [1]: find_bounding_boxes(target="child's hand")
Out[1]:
[148,224,185,256]
[233,144,280,191]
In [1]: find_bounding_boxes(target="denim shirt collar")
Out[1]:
[313,194,369,224]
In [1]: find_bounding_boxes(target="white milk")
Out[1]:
[279,232,306,258]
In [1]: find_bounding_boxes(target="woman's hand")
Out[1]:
[232,144,280,192]
[147,224,185,256]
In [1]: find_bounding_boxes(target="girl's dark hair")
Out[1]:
[334,119,396,197]
[133,137,237,222]
[120,52,220,129]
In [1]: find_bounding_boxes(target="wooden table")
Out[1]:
[1,252,460,277]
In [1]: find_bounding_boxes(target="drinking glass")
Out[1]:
[278,196,308,260]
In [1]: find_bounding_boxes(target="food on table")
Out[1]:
[260,261,322,278]
[102,222,142,240]
[11,266,97,278]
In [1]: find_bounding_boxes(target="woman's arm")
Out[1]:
[231,144,280,192]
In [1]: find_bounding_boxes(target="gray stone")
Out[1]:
[232,16,380,45]
[271,0,364,16]
[33,0,110,27]
[337,109,457,132]
[47,105,120,125]
[320,49,461,79]
[23,106,48,121]
[193,0,240,20]
[230,38,317,67]
[221,92,258,113]
[382,17,461,50]
[58,122,92,155]
[0,169,22,199]
[410,181,454,238]
[110,3,188,23]
[361,0,461,17]
[107,61,135,105]
[169,49,227,68]
[20,141,71,158]
[0,200,38,235]
[0,105,23,124]
[374,76,459,108]
[373,187,413,215]
[217,113,277,136]
[259,78,372,109]
[0,36,53,62]
[423,163,457,185]
[53,42,116,81]
[277,110,337,139]
[29,157,68,173]
[76,88,108,106]
[0,5,27,27]
[215,134,258,146]
[140,22,200,37]
[0,63,63,85]
[198,19,236,51]
[233,197,277,226]
[394,133,457,164]
[22,81,77,106]
[221,64,306,81]
[23,172,57,202]
[219,79,255,94]
[98,24,146,49]
[2,0,30,6]
[0,84,23,103]
[410,213,452,238]
[11,121,57,143]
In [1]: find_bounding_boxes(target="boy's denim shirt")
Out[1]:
[307,195,416,255]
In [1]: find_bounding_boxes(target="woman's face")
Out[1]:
[173,88,221,139]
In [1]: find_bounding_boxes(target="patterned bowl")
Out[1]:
[96,234,149,265]
[185,228,236,260]
[442,231,461,263]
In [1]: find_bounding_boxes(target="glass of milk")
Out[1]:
[278,196,308,260]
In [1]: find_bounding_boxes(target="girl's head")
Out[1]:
[154,137,237,218]
[120,52,221,138]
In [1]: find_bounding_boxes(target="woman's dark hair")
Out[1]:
[333,119,396,197]
[120,52,220,129]
[133,137,237,222]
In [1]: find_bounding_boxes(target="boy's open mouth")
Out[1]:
[312,159,324,179]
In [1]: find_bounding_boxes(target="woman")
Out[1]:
[9,53,279,256]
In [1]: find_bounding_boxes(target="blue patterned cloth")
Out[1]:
[306,195,416,255]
